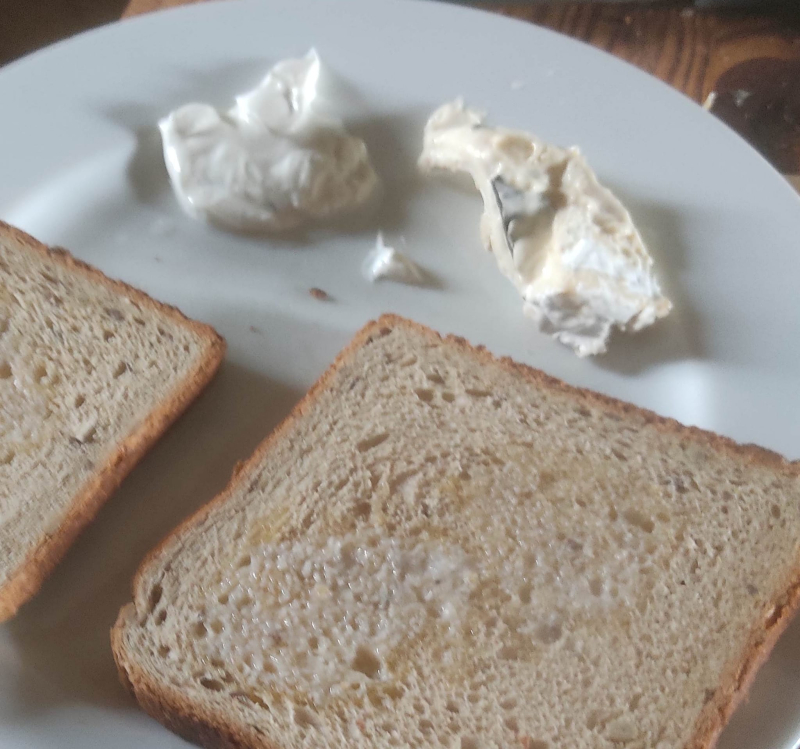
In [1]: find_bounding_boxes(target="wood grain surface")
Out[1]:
[0,0,128,66]
[121,0,800,178]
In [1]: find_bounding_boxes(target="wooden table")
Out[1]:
[122,0,800,190]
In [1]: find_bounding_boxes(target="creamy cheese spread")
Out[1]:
[198,534,476,703]
[419,100,672,356]
[159,50,378,232]
[362,233,425,285]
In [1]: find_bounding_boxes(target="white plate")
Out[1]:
[1,1,799,747]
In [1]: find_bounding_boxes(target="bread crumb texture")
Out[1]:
[0,241,206,589]
[120,321,800,749]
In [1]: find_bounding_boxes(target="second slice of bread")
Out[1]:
[0,222,225,620]
[113,315,799,749]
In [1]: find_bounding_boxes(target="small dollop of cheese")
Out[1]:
[419,100,672,356]
[362,233,426,285]
[159,50,378,233]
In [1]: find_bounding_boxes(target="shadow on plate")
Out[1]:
[593,194,704,375]
[325,106,432,238]
[717,614,800,749]
[4,361,301,717]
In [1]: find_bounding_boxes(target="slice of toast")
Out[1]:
[0,221,225,620]
[112,314,799,749]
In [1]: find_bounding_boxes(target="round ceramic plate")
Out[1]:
[1,1,799,747]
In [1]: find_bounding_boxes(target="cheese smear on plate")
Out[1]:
[419,100,672,356]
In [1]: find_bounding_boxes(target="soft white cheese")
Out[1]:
[362,233,426,285]
[419,100,672,356]
[159,50,378,232]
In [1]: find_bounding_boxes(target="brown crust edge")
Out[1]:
[686,575,800,749]
[111,313,800,749]
[0,221,226,622]
[112,606,279,749]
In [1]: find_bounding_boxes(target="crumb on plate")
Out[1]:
[309,287,331,301]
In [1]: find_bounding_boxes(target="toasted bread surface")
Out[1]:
[113,315,799,749]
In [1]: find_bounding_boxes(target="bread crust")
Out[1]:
[686,576,800,749]
[112,313,800,749]
[0,221,226,621]
[112,604,280,749]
